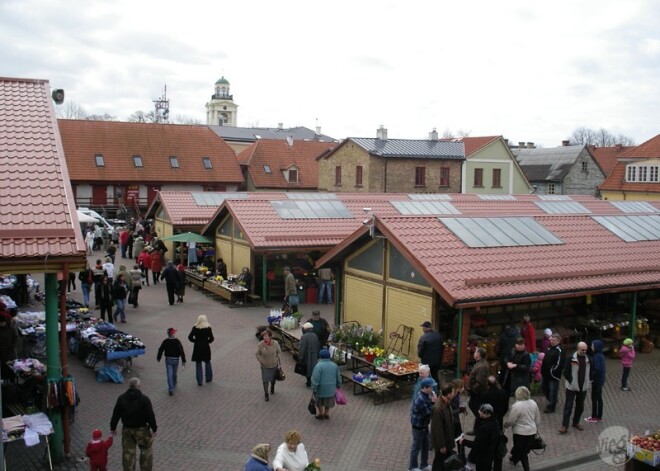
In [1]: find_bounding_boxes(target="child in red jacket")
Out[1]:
[85,429,113,471]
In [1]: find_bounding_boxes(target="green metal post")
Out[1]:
[262,256,267,305]
[334,265,341,326]
[456,308,463,379]
[45,273,63,462]
[630,291,637,341]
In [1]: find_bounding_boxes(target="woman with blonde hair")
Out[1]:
[255,328,281,401]
[273,430,309,471]
[188,315,214,385]
[504,386,540,471]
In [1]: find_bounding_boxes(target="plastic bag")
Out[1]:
[335,387,347,405]
[97,365,124,384]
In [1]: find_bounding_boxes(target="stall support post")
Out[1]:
[261,257,267,305]
[45,273,64,463]
[59,264,71,457]
[334,264,342,326]
[630,291,638,341]
[456,308,464,379]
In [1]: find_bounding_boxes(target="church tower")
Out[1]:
[205,76,238,126]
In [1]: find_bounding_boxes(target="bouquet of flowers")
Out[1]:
[305,458,321,471]
[360,346,385,357]
[330,323,382,349]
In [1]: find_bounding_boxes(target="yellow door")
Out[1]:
[385,287,432,359]
[344,275,383,330]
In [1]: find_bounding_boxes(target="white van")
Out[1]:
[77,208,117,236]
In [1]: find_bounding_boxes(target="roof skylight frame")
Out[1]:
[609,201,658,214]
[591,215,660,242]
[478,194,517,200]
[534,201,591,214]
[391,200,461,215]
[202,157,213,169]
[271,199,352,219]
[408,193,453,201]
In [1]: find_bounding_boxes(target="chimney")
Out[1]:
[518,142,525,148]
[376,125,388,141]
[615,143,622,151]
[429,128,438,141]
[526,142,534,149]
[286,135,293,147]
[562,140,570,147]
[315,126,321,136]
[278,122,284,130]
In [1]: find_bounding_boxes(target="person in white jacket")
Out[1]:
[272,430,309,471]
[504,386,541,471]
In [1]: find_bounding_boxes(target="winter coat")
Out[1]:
[498,326,520,360]
[431,398,455,453]
[504,348,531,393]
[137,252,151,270]
[133,238,145,258]
[411,377,438,416]
[540,335,552,354]
[188,327,214,362]
[464,416,500,467]
[85,437,113,469]
[505,398,540,436]
[620,345,636,368]
[563,351,591,392]
[161,266,179,288]
[468,358,490,396]
[111,279,128,301]
[150,251,164,273]
[110,388,157,432]
[98,282,113,309]
[521,321,537,353]
[480,384,510,424]
[541,343,564,381]
[532,359,543,382]
[417,330,443,368]
[157,337,186,362]
[311,358,341,399]
[244,456,272,471]
[591,340,606,387]
[411,389,435,429]
[298,331,320,374]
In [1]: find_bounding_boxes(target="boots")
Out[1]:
[270,382,275,395]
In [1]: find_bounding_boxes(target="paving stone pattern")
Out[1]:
[8,254,659,470]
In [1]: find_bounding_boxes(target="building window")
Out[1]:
[474,168,483,187]
[639,166,648,182]
[415,167,426,187]
[492,168,501,188]
[288,169,298,183]
[202,157,213,169]
[581,161,588,172]
[439,167,450,187]
[170,156,180,168]
[548,183,555,194]
[264,165,272,174]
[132,155,143,167]
[626,164,660,182]
[355,166,363,186]
[95,154,105,167]
[335,166,342,186]
[651,166,659,182]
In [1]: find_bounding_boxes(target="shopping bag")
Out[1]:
[276,360,286,381]
[294,362,307,376]
[307,395,317,415]
[335,387,347,405]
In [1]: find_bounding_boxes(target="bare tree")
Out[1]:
[569,126,635,146]
[172,114,201,125]
[127,110,159,123]
[441,128,471,139]
[86,113,116,121]
[57,100,87,119]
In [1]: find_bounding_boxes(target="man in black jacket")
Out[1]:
[110,378,157,471]
[541,333,564,413]
[417,321,443,383]
[160,261,179,306]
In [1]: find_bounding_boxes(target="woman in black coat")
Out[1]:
[188,315,214,386]
[98,276,113,323]
[503,337,531,396]
[461,403,502,471]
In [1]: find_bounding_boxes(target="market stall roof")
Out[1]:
[316,201,660,308]
[160,232,213,243]
[200,193,646,253]
[0,77,86,273]
[77,210,98,223]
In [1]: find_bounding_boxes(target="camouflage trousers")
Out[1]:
[122,426,153,471]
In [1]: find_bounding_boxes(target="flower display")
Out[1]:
[305,458,321,470]
[360,346,385,357]
[329,323,382,349]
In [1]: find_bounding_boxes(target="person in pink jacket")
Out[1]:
[620,338,636,391]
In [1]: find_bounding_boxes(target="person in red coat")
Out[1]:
[521,314,537,353]
[85,429,113,471]
[150,249,164,285]
[137,248,152,286]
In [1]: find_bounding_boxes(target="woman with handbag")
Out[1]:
[298,322,320,388]
[310,348,341,420]
[256,328,282,402]
[504,386,541,471]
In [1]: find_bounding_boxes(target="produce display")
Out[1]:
[374,354,419,375]
[629,430,660,466]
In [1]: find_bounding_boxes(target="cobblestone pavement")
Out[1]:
[7,255,660,470]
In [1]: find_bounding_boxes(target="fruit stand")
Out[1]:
[628,431,660,469]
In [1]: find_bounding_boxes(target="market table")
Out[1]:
[3,413,54,470]
[184,268,207,290]
[270,324,302,354]
[204,280,247,304]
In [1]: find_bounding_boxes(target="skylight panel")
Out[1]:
[191,192,247,206]
[438,217,563,248]
[264,165,272,174]
[592,215,660,242]
[478,194,516,200]
[286,193,337,200]
[391,201,460,215]
[538,195,571,201]
[609,201,658,214]
[271,200,352,218]
[408,194,453,201]
[535,201,591,214]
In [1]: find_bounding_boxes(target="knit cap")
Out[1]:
[92,429,102,439]
[623,338,633,346]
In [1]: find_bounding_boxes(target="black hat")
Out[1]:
[420,321,432,328]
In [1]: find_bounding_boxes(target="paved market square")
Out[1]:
[8,256,659,471]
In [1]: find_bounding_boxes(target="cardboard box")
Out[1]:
[627,443,660,467]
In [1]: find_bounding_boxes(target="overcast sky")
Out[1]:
[2,0,659,147]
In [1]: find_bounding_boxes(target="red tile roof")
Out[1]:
[588,144,633,176]
[598,134,660,194]
[318,210,660,307]
[237,139,336,189]
[448,136,499,156]
[0,77,86,270]
[619,134,660,158]
[58,120,244,184]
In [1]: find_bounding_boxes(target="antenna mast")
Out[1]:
[153,85,170,123]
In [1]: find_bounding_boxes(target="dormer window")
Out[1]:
[202,157,212,169]
[264,165,272,174]
[626,162,659,182]
[170,156,180,168]
[288,169,298,183]
[133,155,143,167]
[95,154,105,167]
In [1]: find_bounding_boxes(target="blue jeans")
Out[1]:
[165,357,180,393]
[318,280,333,303]
[409,427,430,470]
[542,378,560,411]
[114,298,126,321]
[81,283,91,307]
[196,361,213,385]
